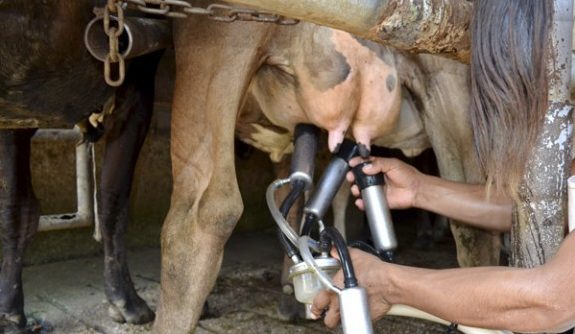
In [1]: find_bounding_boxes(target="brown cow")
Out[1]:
[155,11,497,332]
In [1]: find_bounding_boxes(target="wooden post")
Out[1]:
[511,0,574,268]
[222,0,472,62]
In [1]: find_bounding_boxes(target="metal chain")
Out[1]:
[96,0,297,86]
[123,0,299,24]
[103,0,126,87]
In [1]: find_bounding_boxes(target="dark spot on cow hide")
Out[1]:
[351,36,395,66]
[304,29,351,92]
[386,74,396,93]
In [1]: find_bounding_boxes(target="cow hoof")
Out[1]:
[0,315,26,334]
[107,298,155,325]
[276,292,303,323]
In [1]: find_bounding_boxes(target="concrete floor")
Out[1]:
[21,224,460,334]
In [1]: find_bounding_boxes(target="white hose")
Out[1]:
[266,178,301,245]
[266,178,320,251]
[388,305,512,334]
[298,236,341,295]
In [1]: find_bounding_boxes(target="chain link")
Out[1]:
[123,0,299,24]
[96,0,297,86]
[103,0,126,86]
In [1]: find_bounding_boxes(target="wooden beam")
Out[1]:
[225,0,472,62]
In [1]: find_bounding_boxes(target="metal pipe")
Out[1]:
[84,15,171,62]
[35,129,95,232]
[304,139,358,219]
[339,287,374,334]
[290,124,320,189]
[352,162,397,259]
[221,0,472,62]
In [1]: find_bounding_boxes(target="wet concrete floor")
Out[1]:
[22,225,459,334]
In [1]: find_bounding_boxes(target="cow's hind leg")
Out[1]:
[0,129,39,332]
[98,51,163,324]
[152,18,270,333]
[154,122,243,333]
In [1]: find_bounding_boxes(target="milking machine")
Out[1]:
[351,162,397,262]
[267,123,511,334]
[267,128,387,333]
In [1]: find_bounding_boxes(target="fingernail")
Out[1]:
[310,312,318,320]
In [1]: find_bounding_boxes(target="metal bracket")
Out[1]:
[33,129,95,232]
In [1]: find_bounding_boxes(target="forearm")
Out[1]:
[414,174,512,232]
[383,265,551,332]
[376,233,575,332]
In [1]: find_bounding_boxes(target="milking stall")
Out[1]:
[1,0,575,333]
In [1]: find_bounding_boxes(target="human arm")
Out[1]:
[348,157,513,232]
[312,233,575,332]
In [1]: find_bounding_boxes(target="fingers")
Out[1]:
[349,157,403,175]
[311,290,332,319]
[349,156,367,168]
[323,293,341,328]
[310,291,342,328]
[350,184,360,197]
[346,170,356,184]
[349,172,365,211]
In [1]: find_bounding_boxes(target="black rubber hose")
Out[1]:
[348,240,379,257]
[348,240,396,263]
[321,227,358,288]
[300,212,317,236]
[276,180,306,258]
[280,180,306,217]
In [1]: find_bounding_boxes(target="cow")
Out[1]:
[0,2,165,331]
[154,9,496,332]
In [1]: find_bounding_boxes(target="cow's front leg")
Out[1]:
[98,52,162,324]
[0,129,39,332]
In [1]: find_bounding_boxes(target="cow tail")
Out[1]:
[469,0,553,197]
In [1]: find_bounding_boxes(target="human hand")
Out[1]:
[347,157,423,210]
[310,247,392,328]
